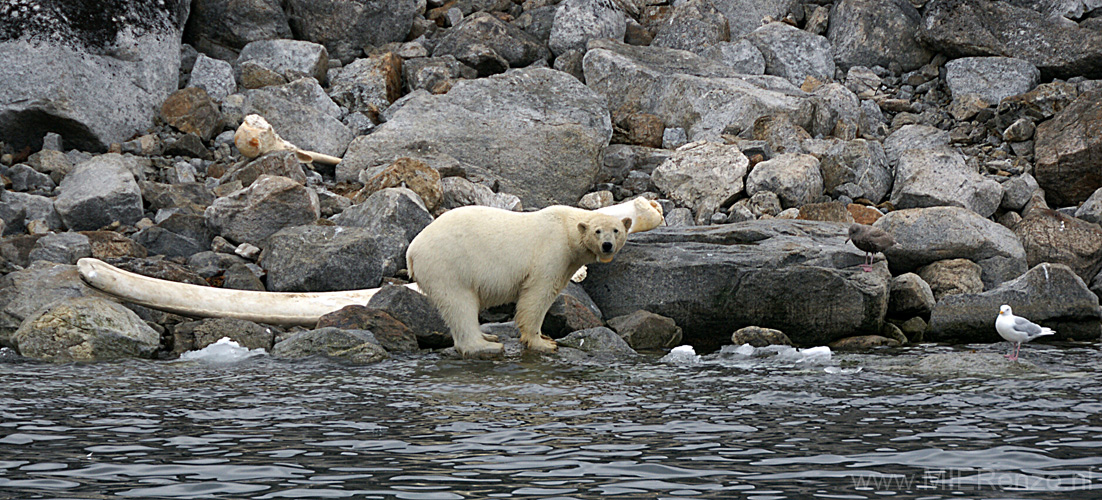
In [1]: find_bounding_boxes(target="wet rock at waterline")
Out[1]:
[271,327,389,364]
[13,297,161,362]
[583,220,889,351]
[928,264,1102,343]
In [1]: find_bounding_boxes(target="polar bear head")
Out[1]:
[578,215,632,263]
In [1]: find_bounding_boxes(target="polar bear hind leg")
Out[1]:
[427,285,504,357]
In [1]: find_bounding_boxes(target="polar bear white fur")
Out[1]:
[406,205,633,357]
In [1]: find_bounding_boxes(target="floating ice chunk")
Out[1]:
[660,345,702,365]
[732,343,755,356]
[824,366,863,374]
[766,345,832,365]
[0,347,18,361]
[178,337,267,364]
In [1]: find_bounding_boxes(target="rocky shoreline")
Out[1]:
[1,0,1100,362]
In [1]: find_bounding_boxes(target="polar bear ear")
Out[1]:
[577,221,589,235]
[621,217,633,232]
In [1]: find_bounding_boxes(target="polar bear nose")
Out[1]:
[602,242,613,253]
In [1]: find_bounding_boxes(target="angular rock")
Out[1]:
[82,231,148,260]
[187,54,237,103]
[699,40,766,75]
[1015,209,1102,283]
[0,2,187,151]
[28,232,91,265]
[744,22,834,87]
[332,187,433,246]
[222,262,265,291]
[328,52,402,116]
[183,0,291,56]
[875,207,1028,288]
[1075,187,1102,225]
[433,12,548,74]
[583,39,814,142]
[556,326,637,356]
[0,262,102,345]
[438,176,523,212]
[239,79,353,158]
[271,327,388,364]
[583,220,890,350]
[1033,90,1102,207]
[917,258,984,301]
[6,164,55,194]
[811,83,862,139]
[549,0,629,56]
[1001,173,1041,212]
[402,55,479,94]
[13,297,161,362]
[827,0,931,72]
[316,305,419,353]
[141,181,215,215]
[710,0,799,39]
[223,150,307,188]
[133,213,214,258]
[205,175,320,244]
[106,257,208,285]
[829,334,901,350]
[994,81,1080,131]
[161,87,223,142]
[890,149,1003,218]
[928,263,1101,342]
[889,272,935,319]
[606,309,683,350]
[54,154,144,231]
[652,141,748,224]
[284,0,420,63]
[354,158,442,212]
[366,284,452,349]
[883,124,951,167]
[260,225,404,292]
[919,0,1102,79]
[745,153,824,209]
[1,191,64,234]
[339,68,611,208]
[945,57,1040,105]
[651,0,730,53]
[819,139,892,203]
[541,282,604,338]
[797,201,854,224]
[753,113,812,157]
[236,39,329,84]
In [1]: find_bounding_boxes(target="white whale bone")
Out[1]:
[234,114,343,165]
[77,197,663,324]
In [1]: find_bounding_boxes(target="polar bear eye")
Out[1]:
[595,229,602,235]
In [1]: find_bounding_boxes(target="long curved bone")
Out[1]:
[234,114,343,165]
[78,198,663,325]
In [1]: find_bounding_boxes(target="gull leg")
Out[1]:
[860,251,873,272]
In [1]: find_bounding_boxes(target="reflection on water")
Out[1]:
[1,342,1101,499]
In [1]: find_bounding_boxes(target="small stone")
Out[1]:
[235,242,261,260]
[578,190,614,210]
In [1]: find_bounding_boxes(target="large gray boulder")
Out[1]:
[710,0,799,39]
[205,175,320,244]
[919,0,1102,79]
[13,297,161,362]
[332,187,432,245]
[187,54,237,102]
[0,2,188,151]
[339,68,611,208]
[583,220,890,350]
[549,0,630,56]
[432,12,549,75]
[260,225,404,292]
[883,124,952,167]
[744,22,835,87]
[874,207,1028,289]
[0,261,102,346]
[651,141,748,224]
[826,0,931,72]
[54,154,144,231]
[745,153,824,209]
[328,53,401,116]
[1015,209,1102,283]
[184,0,291,58]
[236,39,329,84]
[819,139,892,203]
[890,149,1003,218]
[284,0,420,63]
[945,57,1040,104]
[582,39,813,142]
[651,0,730,53]
[1034,90,1102,207]
[928,264,1101,342]
[699,40,766,75]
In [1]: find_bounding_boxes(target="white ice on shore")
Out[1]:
[660,345,702,365]
[178,337,267,363]
[718,344,837,367]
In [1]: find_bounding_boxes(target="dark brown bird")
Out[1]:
[846,224,895,272]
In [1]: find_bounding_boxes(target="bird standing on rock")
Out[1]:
[995,305,1054,362]
[846,224,895,272]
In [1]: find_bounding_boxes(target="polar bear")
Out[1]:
[406,205,634,357]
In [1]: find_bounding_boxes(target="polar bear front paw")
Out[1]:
[525,334,558,353]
